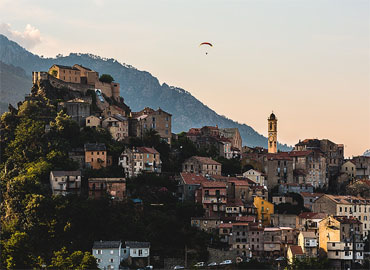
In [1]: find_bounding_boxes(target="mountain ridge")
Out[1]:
[0,34,291,150]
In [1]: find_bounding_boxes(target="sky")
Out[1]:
[0,0,369,157]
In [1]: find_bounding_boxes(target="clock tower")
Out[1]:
[268,112,277,153]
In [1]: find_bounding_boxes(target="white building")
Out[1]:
[49,171,81,195]
[92,241,122,270]
[243,169,265,186]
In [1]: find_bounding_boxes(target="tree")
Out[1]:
[99,74,114,83]
[50,247,98,269]
[2,231,35,269]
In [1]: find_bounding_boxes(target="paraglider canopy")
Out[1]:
[199,42,213,55]
[199,42,213,47]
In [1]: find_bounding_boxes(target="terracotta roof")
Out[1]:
[201,181,227,188]
[188,156,221,165]
[266,152,292,160]
[335,216,362,224]
[289,151,313,157]
[324,194,369,205]
[232,222,251,226]
[264,227,281,232]
[298,212,327,219]
[136,147,159,154]
[300,192,324,198]
[289,245,304,256]
[53,64,79,70]
[180,173,208,185]
[226,198,244,207]
[227,179,249,186]
[187,128,201,135]
[236,216,255,222]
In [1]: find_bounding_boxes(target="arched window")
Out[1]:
[270,123,272,130]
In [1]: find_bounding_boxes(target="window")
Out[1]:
[97,259,101,263]
[110,258,114,263]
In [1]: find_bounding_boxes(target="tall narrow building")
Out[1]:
[268,112,277,153]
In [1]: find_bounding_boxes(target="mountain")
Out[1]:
[363,150,370,157]
[0,34,291,150]
[0,61,32,113]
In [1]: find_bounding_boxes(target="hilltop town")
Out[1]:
[1,64,370,270]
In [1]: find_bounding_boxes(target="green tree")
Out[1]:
[99,74,114,83]
[2,231,35,269]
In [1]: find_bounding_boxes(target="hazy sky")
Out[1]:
[1,0,369,156]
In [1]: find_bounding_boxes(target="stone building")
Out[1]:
[313,194,370,238]
[191,216,221,233]
[297,231,318,258]
[264,153,294,189]
[102,114,129,141]
[248,224,264,257]
[299,192,324,210]
[289,150,327,188]
[86,115,101,128]
[352,156,370,179]
[182,156,222,176]
[178,172,208,201]
[263,228,282,258]
[58,98,91,126]
[49,171,81,196]
[218,128,243,151]
[341,160,356,181]
[49,64,81,83]
[130,107,172,144]
[195,181,227,217]
[231,222,251,257]
[119,147,161,178]
[84,143,109,169]
[88,178,126,201]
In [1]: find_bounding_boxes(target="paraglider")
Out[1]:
[199,42,213,55]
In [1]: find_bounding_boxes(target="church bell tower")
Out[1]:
[268,112,277,153]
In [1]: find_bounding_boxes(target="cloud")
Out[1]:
[0,23,41,49]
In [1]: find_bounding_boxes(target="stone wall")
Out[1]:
[207,247,237,263]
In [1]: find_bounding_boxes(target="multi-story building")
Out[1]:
[263,227,282,258]
[86,115,101,128]
[243,169,265,186]
[102,114,129,141]
[68,147,85,169]
[289,150,327,188]
[49,171,81,196]
[88,178,126,201]
[352,156,370,179]
[270,214,297,228]
[119,147,161,178]
[123,241,150,267]
[195,181,227,217]
[226,178,250,202]
[218,128,242,151]
[231,222,251,257]
[313,194,370,238]
[297,231,318,257]
[92,241,122,270]
[182,156,221,176]
[254,196,274,226]
[297,212,327,234]
[58,98,91,126]
[248,224,264,257]
[49,64,81,83]
[130,107,172,144]
[341,160,356,181]
[84,143,108,169]
[178,172,208,201]
[264,153,294,189]
[299,192,324,211]
[319,216,364,269]
[294,139,344,181]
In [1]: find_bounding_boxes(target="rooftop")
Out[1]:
[125,241,150,248]
[180,173,208,185]
[136,147,159,154]
[335,216,362,224]
[298,212,327,219]
[289,245,304,256]
[52,64,79,70]
[187,156,221,166]
[50,171,81,177]
[201,181,227,188]
[84,143,106,151]
[93,240,121,249]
